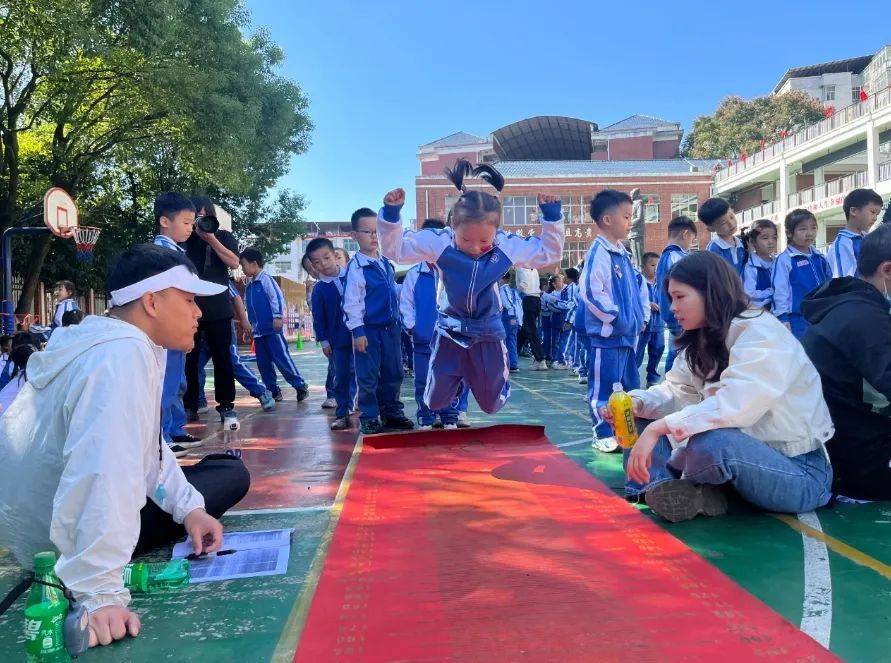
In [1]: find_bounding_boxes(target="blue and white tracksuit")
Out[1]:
[400,263,460,426]
[635,279,665,386]
[153,234,188,442]
[378,200,564,414]
[655,243,688,372]
[827,228,864,278]
[580,235,645,439]
[560,282,579,366]
[342,252,406,422]
[571,287,589,374]
[312,272,356,419]
[743,254,775,309]
[500,282,523,370]
[52,298,78,329]
[542,288,573,364]
[772,246,832,339]
[706,235,747,276]
[245,269,307,396]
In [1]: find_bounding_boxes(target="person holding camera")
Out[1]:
[183,195,242,430]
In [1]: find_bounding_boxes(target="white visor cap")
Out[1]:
[109,265,227,307]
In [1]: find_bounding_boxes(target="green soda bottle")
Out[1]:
[122,559,190,593]
[23,551,70,662]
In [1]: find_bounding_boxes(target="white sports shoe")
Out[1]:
[591,436,619,453]
[321,398,337,409]
[443,424,458,430]
[221,410,240,432]
[577,374,588,384]
[531,360,548,371]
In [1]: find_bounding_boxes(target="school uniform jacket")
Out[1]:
[399,263,439,347]
[311,272,351,350]
[742,254,776,309]
[244,269,287,337]
[52,298,78,328]
[643,279,664,331]
[342,252,399,338]
[826,228,865,278]
[655,243,688,332]
[378,208,564,347]
[579,235,645,348]
[706,235,747,275]
[499,283,524,326]
[634,268,651,329]
[771,247,832,323]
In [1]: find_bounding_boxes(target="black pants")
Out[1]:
[827,432,891,501]
[134,454,251,556]
[184,317,236,412]
[518,296,544,362]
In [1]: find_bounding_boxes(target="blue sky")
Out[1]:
[245,0,889,222]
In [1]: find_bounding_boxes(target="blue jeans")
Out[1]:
[624,422,833,513]
[635,327,665,386]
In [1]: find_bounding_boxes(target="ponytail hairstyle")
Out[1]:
[668,252,751,381]
[742,218,778,251]
[444,158,504,229]
[784,208,817,241]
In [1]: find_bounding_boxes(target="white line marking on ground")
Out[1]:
[226,505,331,516]
[797,511,833,648]
[555,437,592,448]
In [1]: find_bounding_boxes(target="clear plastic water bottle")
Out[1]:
[608,382,639,449]
[122,559,190,593]
[23,551,70,662]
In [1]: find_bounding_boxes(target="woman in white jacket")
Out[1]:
[609,251,834,522]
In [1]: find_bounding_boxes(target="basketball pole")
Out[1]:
[1,227,50,334]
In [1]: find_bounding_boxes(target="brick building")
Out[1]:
[416,115,718,267]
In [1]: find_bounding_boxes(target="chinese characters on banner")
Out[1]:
[502,224,598,240]
[804,194,845,214]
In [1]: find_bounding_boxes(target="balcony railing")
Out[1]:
[880,161,891,182]
[738,200,779,225]
[787,172,869,208]
[715,88,891,183]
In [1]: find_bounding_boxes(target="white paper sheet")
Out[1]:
[171,529,293,583]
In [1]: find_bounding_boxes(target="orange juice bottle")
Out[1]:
[608,383,638,449]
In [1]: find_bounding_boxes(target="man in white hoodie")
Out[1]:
[0,244,251,648]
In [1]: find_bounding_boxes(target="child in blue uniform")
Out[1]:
[772,209,832,339]
[377,159,564,416]
[581,190,645,453]
[742,219,777,310]
[655,216,697,372]
[240,248,310,402]
[343,208,413,435]
[307,238,356,431]
[827,188,883,277]
[699,198,746,275]
[542,273,572,369]
[499,272,523,372]
[561,268,580,369]
[51,281,78,329]
[635,252,665,387]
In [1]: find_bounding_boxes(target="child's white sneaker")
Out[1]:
[577,373,588,384]
[443,424,458,430]
[221,410,240,432]
[321,398,337,409]
[531,360,548,371]
[591,436,619,453]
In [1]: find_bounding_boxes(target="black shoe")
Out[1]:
[272,391,284,402]
[168,444,189,458]
[171,434,203,449]
[432,421,444,429]
[382,416,415,431]
[296,386,309,402]
[644,480,728,523]
[360,419,383,435]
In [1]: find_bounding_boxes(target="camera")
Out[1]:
[195,214,219,233]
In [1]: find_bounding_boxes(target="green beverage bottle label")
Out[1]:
[24,603,68,661]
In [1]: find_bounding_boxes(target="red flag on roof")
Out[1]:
[860,88,869,102]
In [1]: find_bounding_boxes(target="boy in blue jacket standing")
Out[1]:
[343,208,413,434]
[307,238,355,431]
[655,216,697,372]
[239,248,309,403]
[698,197,746,275]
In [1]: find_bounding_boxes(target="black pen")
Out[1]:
[186,548,237,560]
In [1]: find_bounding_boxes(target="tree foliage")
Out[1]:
[682,90,824,159]
[0,0,312,312]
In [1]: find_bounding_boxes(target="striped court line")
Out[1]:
[796,512,833,648]
[227,505,331,517]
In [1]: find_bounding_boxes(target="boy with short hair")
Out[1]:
[635,252,665,387]
[152,192,203,456]
[580,189,645,452]
[698,197,745,275]
[307,238,355,431]
[240,247,309,403]
[52,280,78,329]
[343,207,413,434]
[656,215,697,372]
[500,272,523,372]
[828,188,884,277]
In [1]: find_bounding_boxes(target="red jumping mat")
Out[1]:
[294,425,835,662]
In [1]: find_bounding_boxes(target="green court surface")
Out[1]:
[0,347,888,661]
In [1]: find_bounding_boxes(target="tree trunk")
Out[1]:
[14,234,53,316]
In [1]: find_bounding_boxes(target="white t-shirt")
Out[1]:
[515,267,541,297]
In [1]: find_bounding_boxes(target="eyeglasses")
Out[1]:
[354,230,378,237]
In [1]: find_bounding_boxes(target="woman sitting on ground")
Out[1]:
[607,251,834,522]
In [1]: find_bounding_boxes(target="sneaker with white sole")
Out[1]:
[221,410,240,432]
[577,374,588,384]
[171,434,203,449]
[644,480,728,523]
[531,360,548,371]
[552,362,568,370]
[330,416,351,431]
[443,424,458,430]
[197,405,210,415]
[259,390,276,411]
[457,412,470,428]
[321,397,337,409]
[591,436,619,453]
[168,444,189,458]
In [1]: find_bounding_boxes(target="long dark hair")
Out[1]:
[668,252,751,381]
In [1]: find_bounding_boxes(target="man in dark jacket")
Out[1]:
[802,223,891,500]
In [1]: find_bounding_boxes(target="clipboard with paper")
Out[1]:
[171,529,293,583]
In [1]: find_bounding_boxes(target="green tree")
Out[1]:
[683,90,824,159]
[0,0,312,315]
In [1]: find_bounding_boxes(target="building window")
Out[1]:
[852,86,863,103]
[274,261,292,273]
[561,240,592,269]
[670,194,698,221]
[502,195,540,225]
[822,85,835,102]
[644,194,661,224]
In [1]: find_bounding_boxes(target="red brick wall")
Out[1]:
[653,138,681,159]
[608,136,655,160]
[415,174,714,259]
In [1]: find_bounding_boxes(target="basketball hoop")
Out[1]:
[73,226,101,262]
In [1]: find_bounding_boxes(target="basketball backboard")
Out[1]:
[43,187,78,238]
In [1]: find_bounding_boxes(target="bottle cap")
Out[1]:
[612,382,623,392]
[34,551,57,571]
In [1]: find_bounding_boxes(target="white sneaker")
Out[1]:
[443,424,458,430]
[591,436,620,453]
[221,410,240,432]
[531,360,548,371]
[577,374,588,384]
[553,362,568,370]
[197,405,210,415]
[418,425,433,431]
[321,398,337,409]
